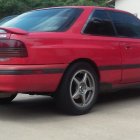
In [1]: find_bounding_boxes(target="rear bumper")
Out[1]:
[0,64,67,93]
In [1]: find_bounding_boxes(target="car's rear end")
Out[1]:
[0,27,67,93]
[0,6,101,115]
[0,7,87,94]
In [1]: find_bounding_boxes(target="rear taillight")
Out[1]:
[0,39,28,58]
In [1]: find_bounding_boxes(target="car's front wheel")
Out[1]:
[56,62,99,115]
[0,93,17,104]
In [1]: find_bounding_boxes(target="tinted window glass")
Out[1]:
[1,8,83,32]
[84,10,116,36]
[109,11,140,38]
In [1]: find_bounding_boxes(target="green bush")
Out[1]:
[0,0,107,18]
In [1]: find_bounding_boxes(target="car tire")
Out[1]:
[55,62,99,115]
[0,93,17,104]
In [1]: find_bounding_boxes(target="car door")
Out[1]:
[83,9,122,84]
[109,11,140,83]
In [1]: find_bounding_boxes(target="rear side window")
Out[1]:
[84,10,116,36]
[1,8,83,32]
[109,11,140,38]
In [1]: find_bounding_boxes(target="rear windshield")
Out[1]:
[1,8,83,32]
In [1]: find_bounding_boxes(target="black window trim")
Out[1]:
[81,9,96,35]
[82,9,140,39]
[81,9,118,37]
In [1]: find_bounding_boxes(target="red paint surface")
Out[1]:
[0,6,139,93]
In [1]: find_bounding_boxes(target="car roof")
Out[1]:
[34,6,130,14]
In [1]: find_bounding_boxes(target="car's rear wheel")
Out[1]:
[0,93,17,104]
[56,62,99,115]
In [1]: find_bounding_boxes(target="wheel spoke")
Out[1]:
[87,87,94,92]
[72,90,80,99]
[81,94,86,105]
[73,77,80,86]
[82,72,88,83]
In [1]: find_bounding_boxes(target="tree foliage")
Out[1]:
[0,0,108,18]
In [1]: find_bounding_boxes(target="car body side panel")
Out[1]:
[119,38,140,83]
[0,7,124,93]
[9,33,122,85]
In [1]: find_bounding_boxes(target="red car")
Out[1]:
[0,6,140,115]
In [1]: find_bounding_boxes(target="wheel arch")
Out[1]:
[67,58,100,80]
[59,58,100,84]
[56,58,100,92]
[55,58,100,95]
